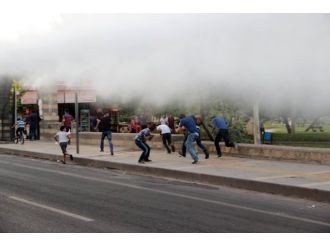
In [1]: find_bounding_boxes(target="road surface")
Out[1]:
[0,154,329,232]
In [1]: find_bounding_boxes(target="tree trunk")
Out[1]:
[283,117,292,134]
[201,121,214,142]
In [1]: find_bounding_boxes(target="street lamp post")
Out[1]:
[75,91,79,154]
[13,86,17,125]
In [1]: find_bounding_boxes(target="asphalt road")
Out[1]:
[0,154,330,232]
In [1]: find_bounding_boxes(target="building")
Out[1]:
[0,77,14,141]
[20,82,123,137]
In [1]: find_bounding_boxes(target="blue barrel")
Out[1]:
[263,132,272,143]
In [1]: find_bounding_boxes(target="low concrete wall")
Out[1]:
[42,132,184,151]
[41,131,330,165]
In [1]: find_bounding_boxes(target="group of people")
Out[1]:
[130,114,176,134]
[134,114,236,165]
[13,109,41,141]
[54,109,236,165]
[55,109,114,164]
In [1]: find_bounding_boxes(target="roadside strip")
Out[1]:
[1,146,330,203]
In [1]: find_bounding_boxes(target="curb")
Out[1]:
[1,146,330,203]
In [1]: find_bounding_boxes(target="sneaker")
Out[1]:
[178,151,186,157]
[171,146,176,152]
[61,160,66,164]
[138,160,145,164]
[205,152,209,159]
[192,160,199,165]
[100,150,104,152]
[217,154,222,158]
[70,155,73,161]
[144,159,152,162]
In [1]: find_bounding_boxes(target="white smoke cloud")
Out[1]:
[1,14,330,116]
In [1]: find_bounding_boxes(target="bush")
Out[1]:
[272,133,330,142]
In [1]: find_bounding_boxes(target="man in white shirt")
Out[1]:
[159,115,168,125]
[156,124,175,154]
[54,126,73,164]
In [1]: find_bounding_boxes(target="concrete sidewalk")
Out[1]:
[1,141,330,203]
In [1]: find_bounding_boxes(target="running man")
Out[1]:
[156,124,175,154]
[178,115,209,159]
[211,115,235,157]
[176,114,199,164]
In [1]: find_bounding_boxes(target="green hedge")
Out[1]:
[271,132,330,142]
[201,131,330,144]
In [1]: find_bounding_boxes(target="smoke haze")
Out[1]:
[1,14,330,116]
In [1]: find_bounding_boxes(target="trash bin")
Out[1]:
[263,132,272,144]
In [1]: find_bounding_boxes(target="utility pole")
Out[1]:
[13,86,17,125]
[75,91,79,154]
[253,102,261,144]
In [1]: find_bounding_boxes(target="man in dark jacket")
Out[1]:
[28,109,41,141]
[97,112,114,155]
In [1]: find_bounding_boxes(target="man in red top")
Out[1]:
[62,110,74,144]
[130,116,137,133]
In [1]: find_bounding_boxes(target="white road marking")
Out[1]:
[300,181,330,187]
[9,196,94,222]
[4,161,330,227]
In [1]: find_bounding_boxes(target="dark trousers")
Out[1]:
[214,129,234,156]
[181,133,208,156]
[16,128,25,137]
[162,133,175,153]
[135,139,150,162]
[29,127,37,140]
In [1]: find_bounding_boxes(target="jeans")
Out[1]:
[181,133,208,156]
[185,132,199,161]
[100,130,114,153]
[135,139,150,161]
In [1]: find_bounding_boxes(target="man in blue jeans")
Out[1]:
[97,112,114,155]
[135,122,156,164]
[179,115,209,159]
[176,114,199,164]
